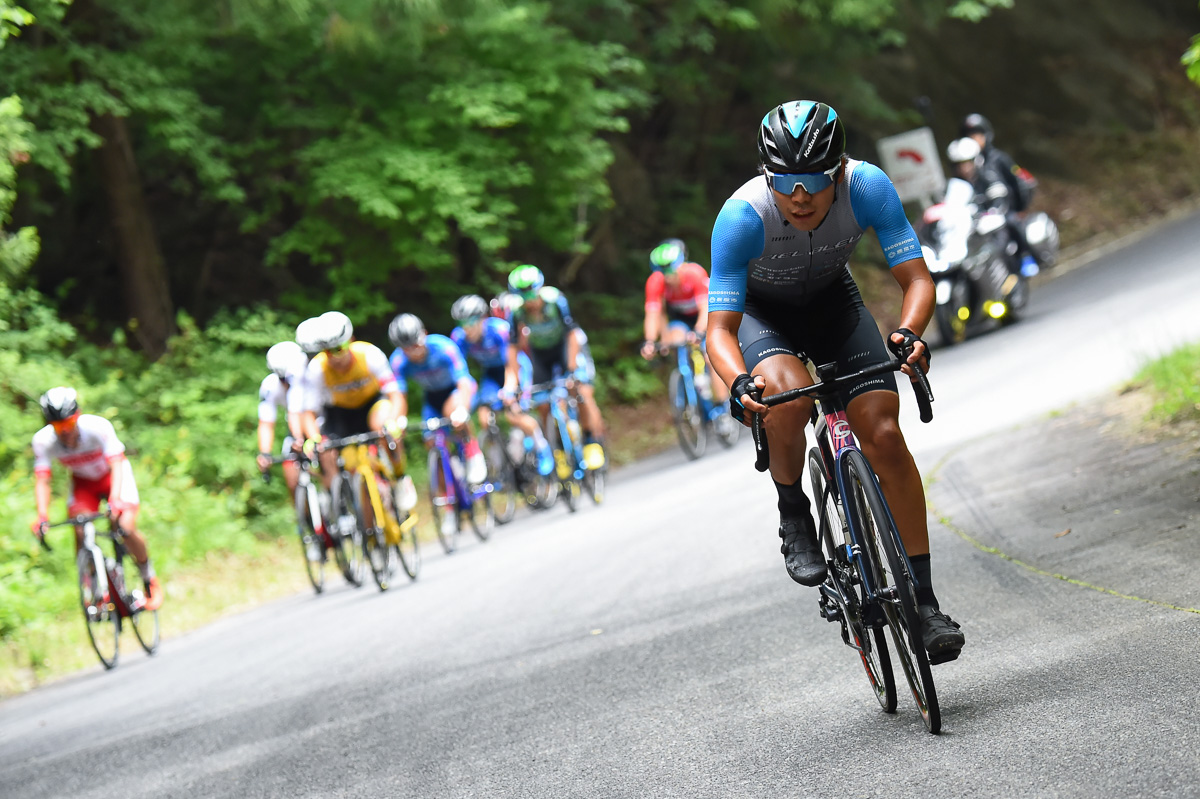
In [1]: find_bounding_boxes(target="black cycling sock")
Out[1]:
[773,477,812,523]
[910,553,937,608]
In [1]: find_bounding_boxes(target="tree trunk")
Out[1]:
[92,112,175,359]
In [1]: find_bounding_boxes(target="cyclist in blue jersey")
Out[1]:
[451,295,555,477]
[388,313,488,486]
[507,265,606,471]
[706,100,964,664]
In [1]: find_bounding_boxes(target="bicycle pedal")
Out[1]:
[927,647,962,666]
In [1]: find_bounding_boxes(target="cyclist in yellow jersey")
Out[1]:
[295,313,412,506]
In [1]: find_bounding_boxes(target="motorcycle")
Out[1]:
[918,178,1058,346]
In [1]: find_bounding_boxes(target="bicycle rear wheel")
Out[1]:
[336,475,366,587]
[482,430,519,524]
[428,448,461,554]
[77,547,118,670]
[669,369,705,459]
[295,484,324,594]
[118,555,160,655]
[809,448,895,713]
[843,450,940,734]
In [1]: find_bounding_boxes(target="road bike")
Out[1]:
[39,512,159,670]
[322,431,420,590]
[747,353,943,733]
[476,400,559,518]
[528,378,606,511]
[423,417,494,554]
[661,340,740,460]
[262,452,361,594]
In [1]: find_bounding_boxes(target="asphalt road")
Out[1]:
[3,212,1199,799]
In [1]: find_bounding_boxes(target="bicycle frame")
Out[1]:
[329,433,417,547]
[424,418,489,511]
[529,380,585,481]
[672,341,715,418]
[44,513,139,617]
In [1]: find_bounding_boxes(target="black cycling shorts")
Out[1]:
[738,271,897,406]
[667,309,700,328]
[322,393,385,439]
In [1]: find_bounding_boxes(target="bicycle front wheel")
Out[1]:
[463,489,494,542]
[336,475,366,587]
[78,547,118,670]
[119,555,160,655]
[583,466,605,505]
[843,449,940,734]
[361,478,395,592]
[393,512,421,581]
[295,484,325,594]
[428,448,460,554]
[482,430,519,525]
[810,448,895,713]
[668,369,705,460]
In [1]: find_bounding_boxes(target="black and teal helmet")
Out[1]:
[757,100,846,174]
[649,239,687,273]
[507,265,545,300]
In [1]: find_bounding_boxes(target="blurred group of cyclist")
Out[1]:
[255,265,609,552]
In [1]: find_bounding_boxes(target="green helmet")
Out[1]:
[649,238,687,273]
[507,265,545,300]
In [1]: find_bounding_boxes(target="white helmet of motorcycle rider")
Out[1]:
[946,137,982,181]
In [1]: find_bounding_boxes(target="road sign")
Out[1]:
[876,127,945,205]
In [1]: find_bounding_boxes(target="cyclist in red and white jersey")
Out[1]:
[640,238,729,407]
[31,387,163,611]
[256,340,309,494]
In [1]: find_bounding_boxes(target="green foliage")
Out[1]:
[0,94,39,278]
[0,1,34,48]
[1184,29,1200,87]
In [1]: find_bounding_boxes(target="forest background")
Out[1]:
[2,0,1199,688]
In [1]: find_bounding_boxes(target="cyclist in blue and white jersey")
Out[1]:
[450,295,555,477]
[507,265,606,471]
[388,313,487,486]
[706,100,964,664]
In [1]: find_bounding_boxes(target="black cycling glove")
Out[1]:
[887,327,930,367]
[729,373,759,425]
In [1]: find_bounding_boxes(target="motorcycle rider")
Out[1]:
[946,137,1032,279]
[959,113,1041,275]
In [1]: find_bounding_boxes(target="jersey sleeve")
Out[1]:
[31,428,53,476]
[644,272,666,311]
[709,199,765,313]
[363,344,398,394]
[554,292,577,329]
[441,338,472,383]
[450,327,465,352]
[258,374,280,423]
[389,349,409,393]
[94,417,126,461]
[848,162,921,267]
[300,358,328,412]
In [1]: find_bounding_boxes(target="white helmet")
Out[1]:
[946,137,982,164]
[266,341,306,379]
[388,313,425,348]
[39,386,79,422]
[296,311,353,354]
[451,294,489,323]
